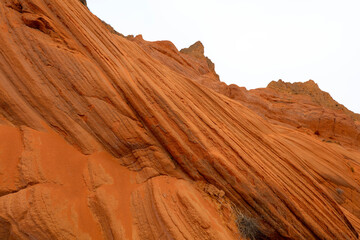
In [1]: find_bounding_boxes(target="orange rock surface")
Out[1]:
[0,0,360,239]
[135,37,360,148]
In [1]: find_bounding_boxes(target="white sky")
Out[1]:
[87,0,360,113]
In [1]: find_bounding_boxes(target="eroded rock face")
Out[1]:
[141,39,360,148]
[0,0,360,239]
[249,81,360,147]
[268,79,360,121]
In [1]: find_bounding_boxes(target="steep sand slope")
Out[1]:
[0,0,360,239]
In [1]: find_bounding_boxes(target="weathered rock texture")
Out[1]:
[0,0,360,239]
[135,37,360,148]
[268,79,360,121]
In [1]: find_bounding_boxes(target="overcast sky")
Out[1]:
[87,0,360,113]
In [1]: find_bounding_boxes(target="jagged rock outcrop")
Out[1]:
[132,36,220,83]
[268,79,360,122]
[180,41,217,74]
[0,0,359,239]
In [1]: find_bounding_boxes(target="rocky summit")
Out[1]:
[0,0,359,239]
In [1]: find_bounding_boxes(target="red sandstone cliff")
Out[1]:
[0,0,360,239]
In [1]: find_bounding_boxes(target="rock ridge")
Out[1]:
[268,79,360,121]
[0,0,359,239]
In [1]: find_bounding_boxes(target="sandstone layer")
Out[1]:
[0,0,360,239]
[136,37,360,148]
